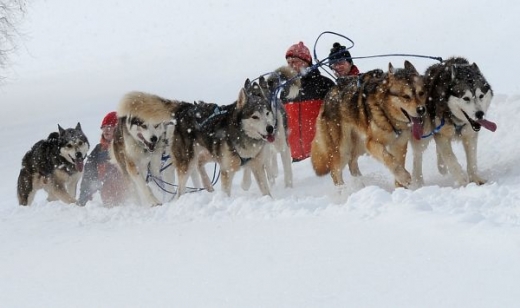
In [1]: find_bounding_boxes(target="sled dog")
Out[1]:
[17,123,89,205]
[311,61,426,188]
[170,78,276,198]
[242,66,300,190]
[411,57,497,186]
[111,91,183,206]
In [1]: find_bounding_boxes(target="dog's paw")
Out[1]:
[394,168,411,188]
[469,174,487,185]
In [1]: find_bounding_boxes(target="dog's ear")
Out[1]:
[75,122,82,132]
[388,62,395,75]
[258,76,268,92]
[243,78,251,91]
[237,88,247,109]
[58,124,65,135]
[404,60,418,74]
[471,62,481,73]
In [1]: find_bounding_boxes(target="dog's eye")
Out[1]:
[403,94,411,100]
[418,91,425,97]
[252,115,259,120]
[463,97,471,102]
[479,94,484,99]
[78,141,83,146]
[154,124,161,129]
[66,144,73,148]
[141,124,148,129]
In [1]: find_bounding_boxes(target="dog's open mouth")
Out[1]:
[461,110,497,132]
[401,108,423,140]
[70,155,85,172]
[262,133,275,143]
[137,133,157,152]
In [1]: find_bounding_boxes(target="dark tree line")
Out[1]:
[0,0,26,76]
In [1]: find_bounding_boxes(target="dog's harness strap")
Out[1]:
[421,117,445,139]
[198,106,228,128]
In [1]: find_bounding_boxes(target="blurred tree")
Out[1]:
[0,0,26,77]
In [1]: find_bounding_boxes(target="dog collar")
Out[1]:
[421,118,445,139]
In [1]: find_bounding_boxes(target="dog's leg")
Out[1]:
[436,146,448,175]
[329,142,347,186]
[267,145,278,185]
[462,133,486,185]
[249,157,271,196]
[366,138,411,187]
[347,132,364,177]
[411,137,429,187]
[434,134,468,186]
[197,152,214,192]
[17,169,34,205]
[127,160,162,206]
[220,169,235,196]
[46,180,77,204]
[241,167,252,191]
[391,140,409,188]
[279,144,293,188]
[66,173,81,200]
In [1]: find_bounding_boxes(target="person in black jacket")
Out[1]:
[282,41,334,161]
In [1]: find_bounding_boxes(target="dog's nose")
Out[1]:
[475,110,484,120]
[266,125,274,135]
[75,152,83,159]
[416,106,426,116]
[150,136,158,144]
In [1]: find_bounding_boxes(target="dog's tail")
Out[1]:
[310,107,334,176]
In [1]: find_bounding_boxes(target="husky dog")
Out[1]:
[17,123,89,205]
[411,57,497,186]
[311,61,426,188]
[111,91,183,206]
[170,78,276,198]
[242,66,300,190]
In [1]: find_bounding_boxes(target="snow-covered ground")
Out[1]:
[1,1,520,307]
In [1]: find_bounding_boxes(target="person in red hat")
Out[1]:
[78,111,126,206]
[282,41,334,162]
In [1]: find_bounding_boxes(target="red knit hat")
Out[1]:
[285,41,312,65]
[100,111,118,128]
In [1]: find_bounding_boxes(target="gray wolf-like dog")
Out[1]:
[311,61,426,188]
[411,57,497,186]
[17,123,89,205]
[170,78,276,198]
[111,91,184,206]
[242,65,301,191]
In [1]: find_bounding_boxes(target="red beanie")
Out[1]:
[101,111,118,128]
[285,41,312,65]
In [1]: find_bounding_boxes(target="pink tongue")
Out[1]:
[76,161,84,172]
[477,119,497,132]
[267,134,275,143]
[411,117,423,140]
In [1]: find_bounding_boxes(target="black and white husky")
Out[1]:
[111,91,183,206]
[17,123,90,205]
[242,66,300,190]
[170,78,276,198]
[412,57,497,186]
